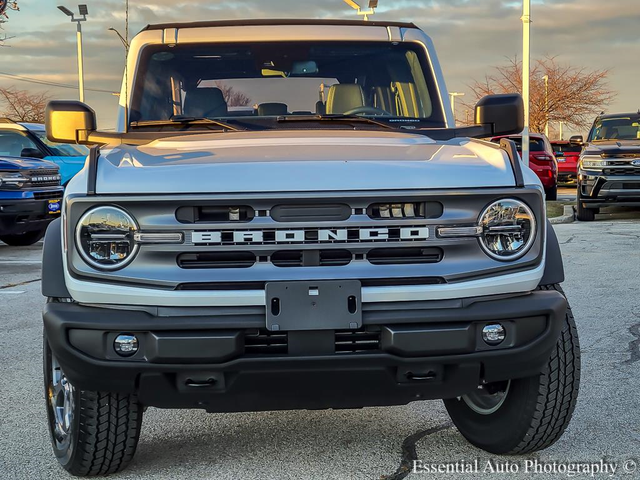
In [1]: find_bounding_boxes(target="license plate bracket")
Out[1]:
[266,280,362,331]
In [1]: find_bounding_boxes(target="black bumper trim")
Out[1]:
[43,290,566,411]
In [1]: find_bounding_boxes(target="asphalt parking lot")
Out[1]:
[1,206,639,479]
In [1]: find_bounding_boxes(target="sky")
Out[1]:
[0,0,638,133]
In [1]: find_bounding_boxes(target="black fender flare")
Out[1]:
[41,218,71,298]
[539,220,565,286]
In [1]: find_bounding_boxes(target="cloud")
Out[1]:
[1,0,637,128]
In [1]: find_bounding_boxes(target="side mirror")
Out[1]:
[569,135,584,146]
[45,100,97,144]
[20,147,44,159]
[475,94,524,137]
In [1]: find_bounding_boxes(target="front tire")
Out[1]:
[444,284,580,454]
[44,331,143,476]
[545,185,558,201]
[0,227,46,246]
[576,190,596,221]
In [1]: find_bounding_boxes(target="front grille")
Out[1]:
[367,247,443,265]
[32,191,62,200]
[335,328,381,353]
[368,201,443,219]
[603,168,640,176]
[271,249,352,267]
[177,252,256,269]
[244,329,288,355]
[28,170,60,186]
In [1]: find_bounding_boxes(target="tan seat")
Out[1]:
[183,87,228,118]
[325,84,365,114]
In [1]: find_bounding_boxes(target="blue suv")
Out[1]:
[0,119,88,185]
[0,155,63,245]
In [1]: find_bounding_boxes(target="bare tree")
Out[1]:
[213,81,252,107]
[466,56,616,134]
[0,1,19,47]
[0,87,51,123]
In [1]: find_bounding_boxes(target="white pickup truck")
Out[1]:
[41,19,579,476]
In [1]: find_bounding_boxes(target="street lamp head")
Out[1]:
[78,4,88,16]
[57,5,73,16]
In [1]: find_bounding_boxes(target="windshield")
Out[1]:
[130,41,446,129]
[33,131,89,156]
[588,115,640,142]
[552,143,582,154]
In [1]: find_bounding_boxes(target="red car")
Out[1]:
[550,140,581,183]
[491,134,558,200]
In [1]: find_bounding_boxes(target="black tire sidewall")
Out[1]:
[444,374,541,454]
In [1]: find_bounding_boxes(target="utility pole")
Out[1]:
[542,74,549,138]
[521,0,531,166]
[559,121,563,141]
[449,92,465,124]
[58,5,88,103]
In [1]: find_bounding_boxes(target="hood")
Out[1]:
[586,140,640,156]
[0,155,59,171]
[95,130,518,195]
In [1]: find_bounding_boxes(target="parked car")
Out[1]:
[41,19,578,476]
[574,112,640,221]
[551,140,582,182]
[0,119,88,185]
[491,134,558,200]
[0,155,63,245]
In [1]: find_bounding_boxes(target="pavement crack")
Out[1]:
[0,278,41,290]
[560,235,575,245]
[381,422,453,480]
[623,314,640,365]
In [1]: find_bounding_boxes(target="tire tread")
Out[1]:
[508,284,581,454]
[68,391,142,476]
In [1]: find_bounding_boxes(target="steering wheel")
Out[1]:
[342,106,392,116]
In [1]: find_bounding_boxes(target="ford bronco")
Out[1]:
[41,19,580,476]
[0,154,62,246]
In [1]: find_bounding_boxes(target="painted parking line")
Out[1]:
[0,260,42,265]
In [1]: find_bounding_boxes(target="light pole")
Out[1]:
[343,0,378,21]
[108,27,129,50]
[58,4,88,103]
[449,92,465,123]
[542,74,549,138]
[521,0,531,166]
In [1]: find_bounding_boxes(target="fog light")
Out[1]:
[482,324,506,346]
[114,334,139,357]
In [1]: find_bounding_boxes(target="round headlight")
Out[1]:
[76,206,139,270]
[478,199,536,261]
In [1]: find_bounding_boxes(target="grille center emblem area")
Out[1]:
[191,226,429,245]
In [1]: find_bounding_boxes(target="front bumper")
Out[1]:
[0,190,63,235]
[579,170,640,206]
[44,290,567,412]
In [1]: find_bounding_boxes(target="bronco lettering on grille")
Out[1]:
[191,227,429,245]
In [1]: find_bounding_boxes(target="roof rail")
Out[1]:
[0,118,18,124]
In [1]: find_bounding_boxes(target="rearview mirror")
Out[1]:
[475,94,524,137]
[45,100,97,144]
[20,147,44,159]
[291,61,318,76]
[569,135,584,146]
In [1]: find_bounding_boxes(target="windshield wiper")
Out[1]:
[130,116,245,132]
[276,114,399,131]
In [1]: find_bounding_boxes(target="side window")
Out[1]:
[0,131,39,157]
